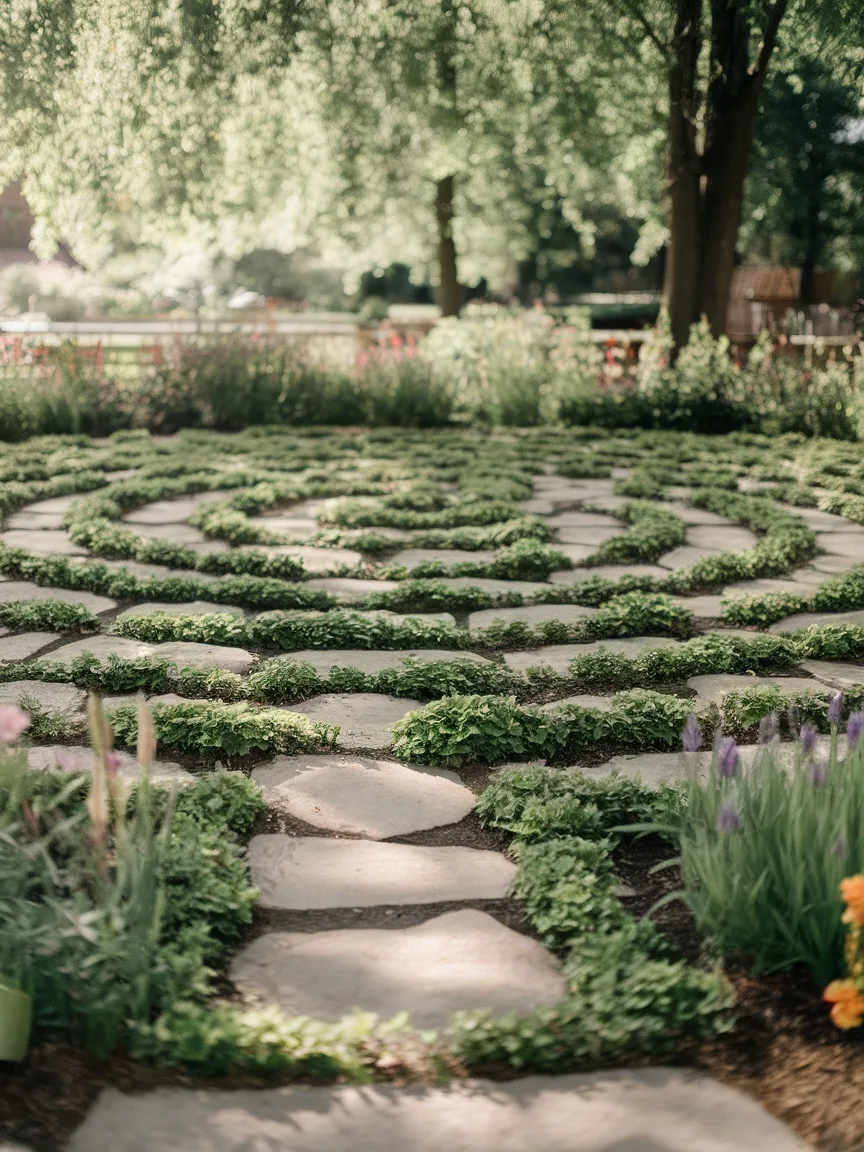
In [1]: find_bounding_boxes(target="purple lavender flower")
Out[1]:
[682,713,703,753]
[829,692,846,727]
[806,759,826,787]
[848,711,864,748]
[717,736,739,778]
[758,711,778,744]
[799,722,818,757]
[716,801,742,833]
[787,703,800,738]
[833,835,848,858]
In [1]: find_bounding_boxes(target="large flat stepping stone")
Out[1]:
[431,576,551,597]
[687,673,823,703]
[249,514,319,537]
[100,559,219,583]
[780,504,853,531]
[304,577,400,602]
[504,636,680,675]
[810,553,860,574]
[800,660,864,691]
[16,495,80,515]
[248,544,364,573]
[0,529,86,556]
[687,525,758,551]
[389,548,496,569]
[657,544,725,569]
[553,526,621,546]
[125,522,210,546]
[769,608,864,634]
[230,909,560,1030]
[6,509,67,530]
[724,576,823,596]
[62,1067,812,1152]
[816,531,864,559]
[0,581,115,614]
[468,603,598,630]
[520,496,555,515]
[251,754,475,837]
[0,681,86,717]
[671,594,725,617]
[0,632,62,661]
[549,563,668,585]
[589,737,841,788]
[663,502,736,526]
[123,493,225,525]
[27,744,193,784]
[545,511,620,527]
[115,600,245,620]
[290,692,422,749]
[247,836,515,908]
[274,649,489,675]
[49,636,257,674]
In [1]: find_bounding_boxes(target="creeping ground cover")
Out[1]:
[7,424,864,1148]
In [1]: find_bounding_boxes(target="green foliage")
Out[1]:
[0,598,99,632]
[677,722,864,986]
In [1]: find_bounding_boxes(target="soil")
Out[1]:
[6,821,864,1151]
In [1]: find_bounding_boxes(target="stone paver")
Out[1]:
[248,544,364,573]
[304,577,400,602]
[125,522,211,546]
[811,554,860,574]
[6,510,66,530]
[687,673,824,703]
[249,514,319,537]
[657,545,723,569]
[16,495,79,515]
[429,576,552,597]
[769,608,864,634]
[549,563,668,585]
[0,529,86,556]
[251,754,475,838]
[468,603,598,630]
[389,548,497,569]
[520,496,556,515]
[686,526,757,551]
[115,600,245,620]
[540,694,614,712]
[291,693,422,749]
[800,660,864,692]
[662,503,735,526]
[553,543,595,563]
[724,576,822,596]
[671,594,725,617]
[816,532,864,559]
[27,745,193,784]
[1,681,86,717]
[0,581,115,614]
[504,636,681,675]
[100,559,219,583]
[779,504,853,531]
[230,909,561,1029]
[269,649,489,676]
[123,494,225,525]
[546,511,620,528]
[247,836,516,908]
[553,526,621,546]
[67,1069,809,1152]
[0,632,62,661]
[48,636,257,674]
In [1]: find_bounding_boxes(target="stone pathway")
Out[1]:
[2,457,829,1150]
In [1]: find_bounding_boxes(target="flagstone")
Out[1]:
[388,548,497,569]
[657,545,724,569]
[670,594,725,617]
[553,526,622,546]
[468,603,598,630]
[26,744,194,784]
[810,553,860,574]
[251,753,476,838]
[67,1068,809,1152]
[246,836,516,909]
[5,510,66,530]
[124,494,226,525]
[427,576,552,597]
[816,532,864,559]
[246,544,364,573]
[0,580,115,614]
[549,563,668,585]
[124,522,212,546]
[0,632,62,661]
[115,600,245,620]
[779,504,854,531]
[687,673,824,703]
[662,503,736,526]
[769,608,864,634]
[290,692,423,749]
[686,525,758,551]
[0,529,87,556]
[504,636,681,675]
[1,681,86,717]
[48,636,257,674]
[269,649,489,676]
[799,660,864,692]
[304,577,400,602]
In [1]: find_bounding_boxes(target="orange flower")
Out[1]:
[824,980,864,1030]
[841,876,864,926]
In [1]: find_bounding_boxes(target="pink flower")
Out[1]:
[0,704,30,743]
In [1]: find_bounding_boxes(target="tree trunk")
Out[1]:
[435,174,463,317]
[663,0,702,351]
